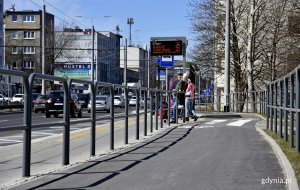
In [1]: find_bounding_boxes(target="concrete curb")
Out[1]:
[255,121,299,190]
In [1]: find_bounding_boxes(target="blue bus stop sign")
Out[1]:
[160,55,174,67]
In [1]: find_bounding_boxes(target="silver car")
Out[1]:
[88,95,110,113]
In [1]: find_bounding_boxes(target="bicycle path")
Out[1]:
[8,114,288,190]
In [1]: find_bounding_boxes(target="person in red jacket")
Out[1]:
[185,78,198,122]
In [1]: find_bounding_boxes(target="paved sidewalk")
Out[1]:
[7,114,288,190]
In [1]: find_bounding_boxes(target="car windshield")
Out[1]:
[37,95,48,100]
[96,96,107,101]
[14,94,23,98]
[78,94,89,100]
[114,97,120,100]
[49,92,64,99]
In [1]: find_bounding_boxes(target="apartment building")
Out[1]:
[4,9,54,87]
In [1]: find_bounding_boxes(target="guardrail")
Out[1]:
[266,65,300,152]
[0,69,189,178]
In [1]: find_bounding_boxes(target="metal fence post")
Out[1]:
[279,81,283,138]
[125,87,129,144]
[284,78,288,141]
[110,85,115,150]
[150,90,153,133]
[267,86,270,130]
[167,91,170,126]
[91,83,96,156]
[63,79,71,165]
[155,91,158,130]
[270,84,274,132]
[136,88,140,140]
[290,74,294,148]
[160,91,164,128]
[296,69,300,152]
[274,83,278,134]
[24,74,31,177]
[144,90,147,136]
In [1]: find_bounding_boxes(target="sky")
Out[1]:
[4,0,195,59]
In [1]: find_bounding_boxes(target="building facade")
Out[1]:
[120,46,148,86]
[54,29,122,86]
[4,9,54,92]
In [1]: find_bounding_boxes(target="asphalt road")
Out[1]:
[7,114,287,190]
[0,107,135,146]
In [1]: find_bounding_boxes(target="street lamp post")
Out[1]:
[127,17,134,46]
[224,0,231,112]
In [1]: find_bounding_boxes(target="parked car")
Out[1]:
[87,95,110,113]
[45,90,82,118]
[129,96,137,106]
[77,93,90,109]
[33,94,48,113]
[11,94,24,103]
[114,95,125,108]
[0,94,10,105]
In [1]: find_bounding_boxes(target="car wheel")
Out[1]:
[54,113,59,118]
[106,109,110,113]
[88,109,91,113]
[46,112,51,118]
[70,107,76,118]
[78,109,82,118]
[34,109,38,113]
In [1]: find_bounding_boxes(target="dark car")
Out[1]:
[45,90,82,118]
[77,93,90,109]
[33,94,48,113]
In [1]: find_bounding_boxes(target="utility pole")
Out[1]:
[127,17,134,46]
[124,39,127,86]
[91,25,95,82]
[224,0,231,112]
[41,3,46,94]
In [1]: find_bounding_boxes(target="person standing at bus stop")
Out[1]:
[185,77,198,122]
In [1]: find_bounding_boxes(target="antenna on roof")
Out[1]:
[9,4,15,12]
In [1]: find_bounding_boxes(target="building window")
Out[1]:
[24,31,35,39]
[23,61,35,69]
[12,31,17,39]
[12,47,17,54]
[12,61,17,69]
[23,15,35,22]
[23,46,35,54]
[12,15,17,22]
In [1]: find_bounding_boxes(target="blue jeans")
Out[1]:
[171,97,177,121]
[185,98,196,118]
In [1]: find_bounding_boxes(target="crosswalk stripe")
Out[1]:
[205,120,226,125]
[227,119,252,127]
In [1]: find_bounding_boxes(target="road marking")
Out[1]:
[0,120,8,123]
[227,119,252,127]
[0,138,22,142]
[205,120,226,125]
[50,127,62,129]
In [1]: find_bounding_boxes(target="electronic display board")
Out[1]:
[150,40,183,56]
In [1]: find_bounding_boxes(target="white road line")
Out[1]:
[0,120,8,123]
[227,119,252,127]
[50,127,63,129]
[0,138,22,142]
[205,120,227,125]
[32,131,56,135]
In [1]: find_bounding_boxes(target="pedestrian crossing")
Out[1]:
[178,118,253,129]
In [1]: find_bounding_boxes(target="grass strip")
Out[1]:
[263,129,300,185]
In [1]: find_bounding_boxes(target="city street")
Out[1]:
[0,107,136,146]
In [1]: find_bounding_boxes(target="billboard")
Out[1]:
[54,63,95,80]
